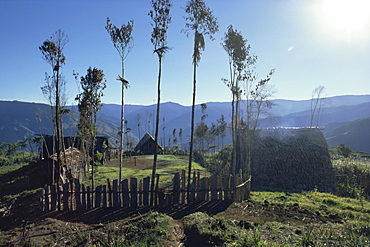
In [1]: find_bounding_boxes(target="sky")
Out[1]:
[1,0,369,106]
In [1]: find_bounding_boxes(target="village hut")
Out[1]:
[40,135,110,183]
[250,128,336,192]
[134,133,163,154]
[40,135,109,160]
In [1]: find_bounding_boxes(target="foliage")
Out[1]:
[222,24,275,177]
[332,157,370,200]
[337,143,353,158]
[0,141,38,167]
[105,18,134,64]
[119,212,174,246]
[75,67,106,143]
[149,0,172,57]
[183,0,219,66]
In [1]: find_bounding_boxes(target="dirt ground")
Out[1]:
[0,191,343,247]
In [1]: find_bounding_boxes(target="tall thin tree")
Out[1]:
[75,67,106,189]
[149,0,172,205]
[222,25,253,176]
[105,18,134,183]
[183,0,219,192]
[39,29,68,210]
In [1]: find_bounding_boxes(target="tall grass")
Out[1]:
[332,157,370,200]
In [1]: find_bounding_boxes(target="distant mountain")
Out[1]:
[1,95,369,152]
[324,117,370,153]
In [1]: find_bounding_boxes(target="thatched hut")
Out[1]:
[250,128,335,192]
[40,135,110,183]
[134,133,163,154]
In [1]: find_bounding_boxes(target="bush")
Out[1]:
[333,158,370,200]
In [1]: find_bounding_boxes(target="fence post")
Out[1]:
[181,170,186,204]
[131,177,138,207]
[199,177,207,201]
[81,184,86,210]
[143,177,150,206]
[86,186,91,209]
[218,176,223,200]
[62,183,69,211]
[50,184,57,211]
[43,185,50,211]
[189,172,196,203]
[75,179,82,210]
[236,174,241,202]
[210,176,218,200]
[121,179,129,207]
[95,185,102,208]
[112,180,119,207]
[173,173,180,205]
[138,179,143,206]
[206,177,210,201]
[107,179,112,207]
[223,176,229,200]
[102,185,107,207]
[153,174,160,206]
[229,174,235,201]
[196,172,200,201]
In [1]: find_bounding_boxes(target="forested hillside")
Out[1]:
[1,94,369,152]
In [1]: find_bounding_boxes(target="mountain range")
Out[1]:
[1,94,369,153]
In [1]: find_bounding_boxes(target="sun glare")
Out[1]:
[321,0,370,32]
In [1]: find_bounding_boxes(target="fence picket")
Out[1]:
[42,172,250,211]
[75,179,82,210]
[143,177,150,206]
[122,179,129,207]
[62,183,69,211]
[81,184,86,210]
[43,185,49,211]
[87,186,91,209]
[138,179,143,206]
[130,177,138,207]
[173,173,180,205]
[199,177,207,201]
[112,180,119,207]
[50,184,57,211]
[107,179,112,207]
[210,176,218,200]
[181,170,186,204]
[102,185,107,207]
[95,185,102,208]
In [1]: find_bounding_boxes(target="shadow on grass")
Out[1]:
[1,196,233,230]
[39,200,234,225]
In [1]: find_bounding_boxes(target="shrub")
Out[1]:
[333,158,370,200]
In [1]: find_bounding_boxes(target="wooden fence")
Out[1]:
[42,171,251,211]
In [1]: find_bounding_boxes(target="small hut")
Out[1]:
[134,133,163,154]
[250,128,335,192]
[40,135,109,160]
[39,135,110,183]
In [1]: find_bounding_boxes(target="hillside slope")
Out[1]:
[1,95,369,152]
[324,117,370,153]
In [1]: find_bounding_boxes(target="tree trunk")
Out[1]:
[55,65,62,210]
[119,59,125,183]
[187,59,197,195]
[151,56,162,206]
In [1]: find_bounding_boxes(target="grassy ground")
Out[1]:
[0,155,369,246]
[84,155,209,188]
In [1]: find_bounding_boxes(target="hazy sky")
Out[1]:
[1,0,369,106]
